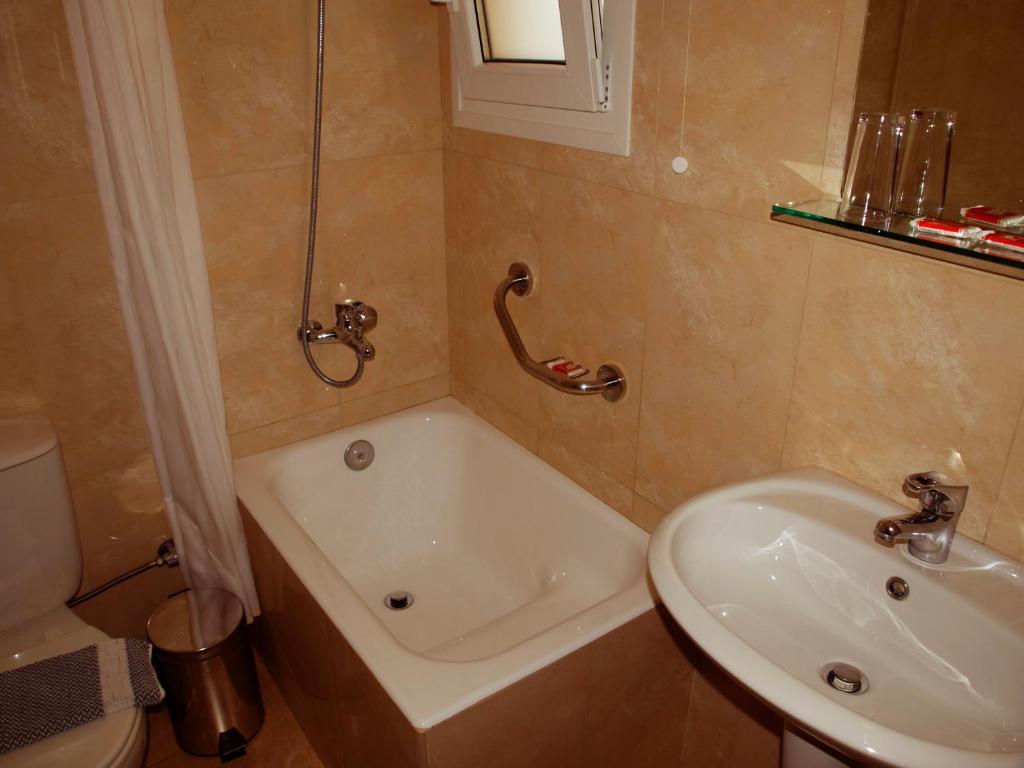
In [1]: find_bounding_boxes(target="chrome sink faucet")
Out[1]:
[873,472,969,564]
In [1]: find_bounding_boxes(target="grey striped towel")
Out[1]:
[0,638,165,755]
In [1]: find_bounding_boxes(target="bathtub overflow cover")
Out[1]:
[345,440,375,471]
[385,591,413,610]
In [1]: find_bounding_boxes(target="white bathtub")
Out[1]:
[234,397,654,729]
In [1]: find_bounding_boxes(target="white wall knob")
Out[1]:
[671,156,689,174]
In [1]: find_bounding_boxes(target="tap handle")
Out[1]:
[919,488,954,518]
[335,301,378,334]
[903,472,942,495]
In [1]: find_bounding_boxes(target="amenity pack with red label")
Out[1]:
[961,206,1024,229]
[981,232,1024,255]
[542,357,589,379]
[909,217,988,240]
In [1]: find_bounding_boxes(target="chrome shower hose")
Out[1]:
[299,0,364,387]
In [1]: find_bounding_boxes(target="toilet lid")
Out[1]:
[0,415,58,471]
[0,610,143,768]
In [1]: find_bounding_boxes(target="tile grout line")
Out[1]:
[622,0,672,512]
[774,233,818,472]
[981,382,1024,544]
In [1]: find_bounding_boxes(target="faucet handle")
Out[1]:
[903,472,942,495]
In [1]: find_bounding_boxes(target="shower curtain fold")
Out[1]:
[63,0,259,618]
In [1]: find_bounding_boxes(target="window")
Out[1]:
[443,0,635,156]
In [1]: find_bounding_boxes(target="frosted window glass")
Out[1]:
[478,0,565,63]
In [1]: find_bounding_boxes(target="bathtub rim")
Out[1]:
[234,396,656,729]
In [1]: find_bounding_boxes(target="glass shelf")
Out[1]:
[771,198,1024,281]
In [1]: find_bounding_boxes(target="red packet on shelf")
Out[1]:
[961,206,1024,229]
[909,217,988,241]
[981,231,1024,257]
[542,357,589,379]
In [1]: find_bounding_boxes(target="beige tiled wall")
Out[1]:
[166,0,451,459]
[442,0,1024,567]
[0,0,450,635]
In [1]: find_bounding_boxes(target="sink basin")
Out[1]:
[648,467,1024,768]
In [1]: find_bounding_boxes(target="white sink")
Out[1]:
[648,467,1024,768]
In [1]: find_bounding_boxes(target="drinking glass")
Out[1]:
[893,108,957,217]
[840,112,904,227]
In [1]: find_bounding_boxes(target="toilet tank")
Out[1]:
[0,415,83,632]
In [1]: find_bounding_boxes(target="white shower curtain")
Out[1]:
[63,0,259,618]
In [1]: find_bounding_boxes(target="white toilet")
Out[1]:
[0,414,147,768]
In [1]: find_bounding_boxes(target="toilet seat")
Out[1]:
[0,608,147,768]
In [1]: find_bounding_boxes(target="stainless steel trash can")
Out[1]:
[147,588,264,762]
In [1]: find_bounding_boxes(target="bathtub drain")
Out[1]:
[384,591,413,610]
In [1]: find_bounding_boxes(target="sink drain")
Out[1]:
[822,662,867,694]
[886,576,910,601]
[384,591,413,610]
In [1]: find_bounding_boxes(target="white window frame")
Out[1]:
[443,0,636,157]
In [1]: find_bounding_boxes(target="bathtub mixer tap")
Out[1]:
[873,472,968,564]
[298,301,377,360]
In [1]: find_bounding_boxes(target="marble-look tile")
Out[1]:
[318,0,442,163]
[196,165,311,320]
[316,151,449,403]
[0,0,95,203]
[214,305,339,435]
[241,510,340,767]
[537,173,652,488]
[71,563,184,641]
[680,658,782,768]
[0,259,40,416]
[166,0,441,180]
[275,567,340,766]
[443,151,464,382]
[783,237,1024,542]
[541,0,666,194]
[986,412,1024,561]
[654,0,845,220]
[254,654,288,717]
[152,707,325,768]
[636,200,811,511]
[69,457,169,589]
[327,622,423,768]
[164,0,310,179]
[143,705,178,767]
[820,0,869,196]
[455,154,542,424]
[425,650,590,768]
[451,377,539,454]
[340,374,449,427]
[229,405,344,460]
[582,607,698,768]
[0,194,152,480]
[203,151,447,433]
[631,494,668,534]
[538,436,634,519]
[448,129,545,171]
[240,508,289,679]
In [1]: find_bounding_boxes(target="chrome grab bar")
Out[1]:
[493,262,626,403]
